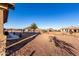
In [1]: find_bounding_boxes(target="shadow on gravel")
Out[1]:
[29,50,36,56]
[49,36,77,56]
[6,33,39,56]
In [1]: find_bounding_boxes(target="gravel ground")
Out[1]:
[7,32,79,56]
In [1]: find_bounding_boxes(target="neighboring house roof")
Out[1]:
[47,28,55,31]
[8,3,15,9]
[0,3,15,9]
[24,27,31,30]
[60,26,79,30]
[0,3,15,23]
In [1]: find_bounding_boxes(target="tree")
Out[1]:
[30,23,38,32]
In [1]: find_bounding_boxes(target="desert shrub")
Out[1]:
[4,31,9,35]
[42,30,47,33]
[19,33,22,38]
[69,30,73,34]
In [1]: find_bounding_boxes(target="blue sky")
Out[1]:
[4,3,79,29]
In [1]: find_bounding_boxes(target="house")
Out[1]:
[5,28,23,32]
[0,3,14,56]
[47,28,55,32]
[24,27,42,33]
[60,26,79,33]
